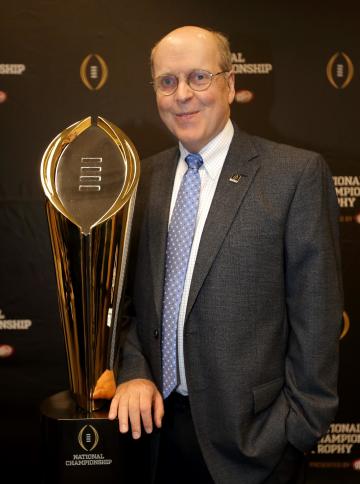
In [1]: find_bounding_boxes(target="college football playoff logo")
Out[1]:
[78,424,99,451]
[340,311,350,339]
[80,54,108,90]
[326,52,354,89]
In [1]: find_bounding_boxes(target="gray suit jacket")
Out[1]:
[117,125,343,483]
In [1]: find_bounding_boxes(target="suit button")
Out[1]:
[153,328,159,339]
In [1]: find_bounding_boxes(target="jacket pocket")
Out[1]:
[253,376,284,414]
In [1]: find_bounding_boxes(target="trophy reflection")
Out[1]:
[40,116,139,413]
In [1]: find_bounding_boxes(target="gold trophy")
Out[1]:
[39,117,140,483]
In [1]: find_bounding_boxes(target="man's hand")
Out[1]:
[108,378,164,439]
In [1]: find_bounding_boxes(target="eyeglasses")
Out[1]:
[151,69,229,96]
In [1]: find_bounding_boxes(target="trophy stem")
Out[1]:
[82,234,93,414]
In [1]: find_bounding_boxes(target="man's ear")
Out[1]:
[227,71,236,104]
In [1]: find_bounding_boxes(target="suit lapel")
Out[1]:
[148,148,179,321]
[185,128,260,320]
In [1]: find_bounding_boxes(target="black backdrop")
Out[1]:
[1,1,360,482]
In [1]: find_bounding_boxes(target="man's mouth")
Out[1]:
[175,111,199,119]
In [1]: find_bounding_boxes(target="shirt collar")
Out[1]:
[179,119,234,180]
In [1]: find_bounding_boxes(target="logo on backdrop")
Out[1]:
[80,54,108,90]
[235,89,254,104]
[0,344,14,358]
[0,308,32,330]
[341,311,350,339]
[326,52,354,89]
[231,52,272,75]
[311,422,360,457]
[231,52,272,104]
[0,64,26,75]
[333,175,360,222]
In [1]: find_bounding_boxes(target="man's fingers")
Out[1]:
[118,396,130,434]
[108,379,162,438]
[128,393,142,439]
[153,391,164,428]
[108,393,120,420]
[140,392,154,434]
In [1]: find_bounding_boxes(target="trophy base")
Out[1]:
[40,390,150,484]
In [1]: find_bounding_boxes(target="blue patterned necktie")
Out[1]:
[161,153,203,398]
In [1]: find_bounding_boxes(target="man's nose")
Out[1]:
[174,79,193,102]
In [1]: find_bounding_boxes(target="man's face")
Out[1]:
[152,28,235,153]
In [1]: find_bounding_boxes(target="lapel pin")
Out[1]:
[229,174,242,183]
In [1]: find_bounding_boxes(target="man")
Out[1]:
[109,26,343,484]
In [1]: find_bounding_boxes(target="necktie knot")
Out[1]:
[185,153,203,171]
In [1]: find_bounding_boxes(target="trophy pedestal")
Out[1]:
[40,390,148,484]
